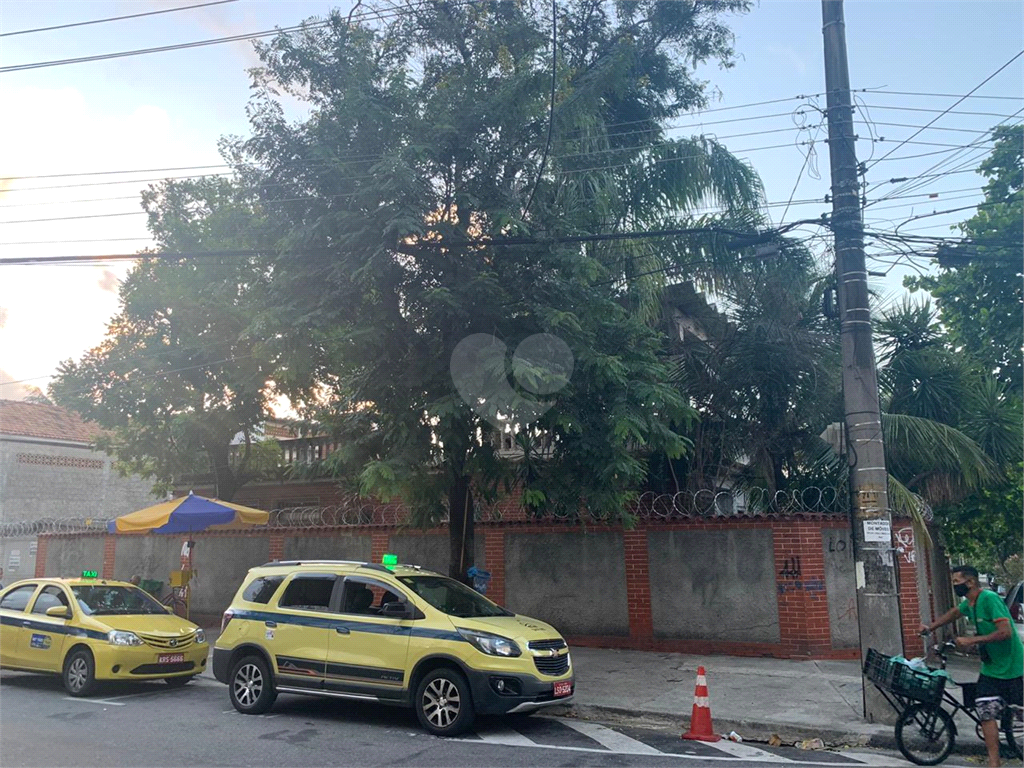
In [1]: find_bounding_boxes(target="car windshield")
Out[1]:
[72,585,167,616]
[398,575,511,618]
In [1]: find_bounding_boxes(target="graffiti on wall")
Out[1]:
[895,527,915,564]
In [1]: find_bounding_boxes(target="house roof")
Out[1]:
[0,400,104,444]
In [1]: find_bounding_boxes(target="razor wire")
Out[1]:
[0,485,854,538]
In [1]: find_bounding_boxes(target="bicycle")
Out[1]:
[864,641,1023,765]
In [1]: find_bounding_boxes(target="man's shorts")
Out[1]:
[975,674,1024,721]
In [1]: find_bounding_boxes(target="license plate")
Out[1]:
[158,653,185,664]
[553,680,572,698]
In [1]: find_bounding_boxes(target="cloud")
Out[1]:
[98,270,120,293]
[0,307,7,329]
[0,368,35,401]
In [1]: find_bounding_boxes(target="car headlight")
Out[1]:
[458,628,521,657]
[107,630,144,646]
[194,629,206,644]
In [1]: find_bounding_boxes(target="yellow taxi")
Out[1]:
[213,559,574,736]
[0,573,208,695]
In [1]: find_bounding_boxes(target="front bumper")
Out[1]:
[92,641,208,680]
[464,667,575,715]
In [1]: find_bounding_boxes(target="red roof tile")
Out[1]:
[0,400,105,443]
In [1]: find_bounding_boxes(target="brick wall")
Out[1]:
[36,514,941,660]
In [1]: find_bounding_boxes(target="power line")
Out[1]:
[857,104,1024,120]
[0,0,239,38]
[866,50,1024,169]
[0,0,463,73]
[864,89,1023,101]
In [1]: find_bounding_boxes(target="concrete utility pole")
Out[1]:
[820,0,903,722]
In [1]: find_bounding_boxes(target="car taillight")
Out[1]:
[221,610,234,633]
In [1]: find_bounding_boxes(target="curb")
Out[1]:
[550,703,1003,758]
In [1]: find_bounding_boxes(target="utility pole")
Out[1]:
[821,0,903,723]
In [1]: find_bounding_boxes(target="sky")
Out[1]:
[0,0,1021,401]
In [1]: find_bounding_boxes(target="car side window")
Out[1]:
[340,579,404,617]
[277,575,336,612]
[242,576,284,604]
[31,586,71,615]
[0,584,38,612]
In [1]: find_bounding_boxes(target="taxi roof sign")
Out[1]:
[382,553,398,570]
[81,569,98,579]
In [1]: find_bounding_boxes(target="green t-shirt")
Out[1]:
[959,589,1024,679]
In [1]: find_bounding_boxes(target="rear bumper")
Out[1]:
[464,667,575,715]
[212,646,232,684]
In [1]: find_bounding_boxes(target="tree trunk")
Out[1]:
[208,443,241,501]
[448,476,475,583]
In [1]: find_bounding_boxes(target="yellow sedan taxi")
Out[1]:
[0,574,208,695]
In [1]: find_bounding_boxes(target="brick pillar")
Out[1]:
[895,524,921,656]
[370,530,390,565]
[102,535,117,579]
[483,528,505,606]
[268,531,285,562]
[623,529,654,643]
[34,536,48,577]
[773,522,831,656]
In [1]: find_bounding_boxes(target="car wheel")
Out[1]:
[415,668,475,736]
[229,655,277,714]
[165,675,193,688]
[63,649,97,697]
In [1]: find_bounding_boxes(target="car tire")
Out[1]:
[414,668,475,737]
[165,675,193,688]
[229,655,277,715]
[63,649,97,697]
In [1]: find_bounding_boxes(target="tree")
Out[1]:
[907,124,1023,392]
[50,178,280,501]
[232,1,761,578]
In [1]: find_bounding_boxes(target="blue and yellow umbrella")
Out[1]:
[107,491,269,534]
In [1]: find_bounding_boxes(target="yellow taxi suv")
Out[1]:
[213,559,574,736]
[0,574,208,696]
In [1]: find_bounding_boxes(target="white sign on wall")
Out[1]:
[863,519,892,543]
[8,550,21,570]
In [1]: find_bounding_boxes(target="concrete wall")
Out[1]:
[822,527,858,649]
[0,438,157,523]
[113,535,185,587]
[0,536,38,583]
[648,529,780,643]
[504,532,629,636]
[190,536,270,615]
[283,534,372,562]
[45,535,106,578]
[387,533,486,576]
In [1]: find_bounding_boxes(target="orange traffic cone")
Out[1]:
[681,666,721,742]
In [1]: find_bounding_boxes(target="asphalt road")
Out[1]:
[0,669,976,768]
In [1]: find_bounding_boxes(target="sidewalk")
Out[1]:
[552,645,986,754]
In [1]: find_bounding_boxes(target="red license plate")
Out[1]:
[158,653,185,664]
[553,680,572,698]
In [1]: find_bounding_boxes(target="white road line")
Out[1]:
[702,738,795,762]
[556,719,664,755]
[61,697,125,706]
[475,725,541,748]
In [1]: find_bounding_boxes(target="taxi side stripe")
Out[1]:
[0,613,107,640]
[230,608,465,642]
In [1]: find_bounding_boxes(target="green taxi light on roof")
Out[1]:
[382,553,398,570]
[81,570,98,579]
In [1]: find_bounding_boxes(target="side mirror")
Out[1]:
[45,605,71,619]
[381,600,413,619]
[165,605,175,614]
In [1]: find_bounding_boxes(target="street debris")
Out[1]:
[797,738,826,750]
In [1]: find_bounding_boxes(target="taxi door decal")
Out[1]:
[30,633,52,650]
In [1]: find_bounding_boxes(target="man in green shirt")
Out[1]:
[922,565,1023,767]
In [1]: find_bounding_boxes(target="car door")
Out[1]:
[19,585,71,671]
[0,583,40,668]
[269,573,339,691]
[324,577,412,701]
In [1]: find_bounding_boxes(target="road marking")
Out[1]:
[702,738,795,762]
[62,697,125,707]
[474,725,537,748]
[557,719,664,755]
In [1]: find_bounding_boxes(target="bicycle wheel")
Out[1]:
[895,702,956,766]
[1003,705,1023,760]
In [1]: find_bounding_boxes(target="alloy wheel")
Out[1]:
[422,677,461,729]
[233,663,264,708]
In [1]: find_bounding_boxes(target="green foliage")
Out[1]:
[49,178,280,501]
[229,1,758,575]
